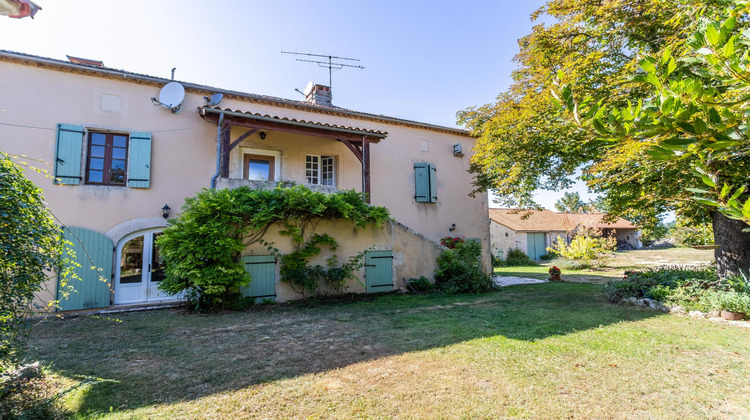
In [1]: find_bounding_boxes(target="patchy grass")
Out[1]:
[496,248,716,284]
[27,282,750,419]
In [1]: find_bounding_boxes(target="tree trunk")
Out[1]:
[712,211,750,277]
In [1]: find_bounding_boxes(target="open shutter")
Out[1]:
[57,227,113,311]
[128,132,152,188]
[414,163,436,203]
[54,123,84,185]
[428,164,437,202]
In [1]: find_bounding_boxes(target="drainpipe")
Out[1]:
[210,112,225,189]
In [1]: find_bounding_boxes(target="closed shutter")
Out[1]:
[240,255,276,302]
[54,123,84,185]
[414,163,437,203]
[57,227,113,311]
[128,132,152,188]
[365,250,393,293]
[526,233,546,260]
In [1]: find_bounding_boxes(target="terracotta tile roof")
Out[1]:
[199,106,388,137]
[0,49,470,136]
[489,208,637,232]
[560,213,637,230]
[489,209,567,232]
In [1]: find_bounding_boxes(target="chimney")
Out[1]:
[305,83,332,106]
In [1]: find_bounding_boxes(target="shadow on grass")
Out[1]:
[28,282,658,415]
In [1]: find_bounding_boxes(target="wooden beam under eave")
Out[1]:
[229,128,259,151]
[220,120,231,177]
[362,138,371,203]
[339,139,363,163]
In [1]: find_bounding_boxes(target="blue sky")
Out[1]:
[1,0,601,210]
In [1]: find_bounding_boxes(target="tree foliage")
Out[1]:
[0,153,68,365]
[554,191,586,212]
[560,0,750,227]
[459,0,725,229]
[157,185,390,310]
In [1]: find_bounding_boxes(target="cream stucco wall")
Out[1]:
[240,220,443,302]
[1,55,489,309]
[489,221,566,260]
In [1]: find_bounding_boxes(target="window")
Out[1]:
[306,155,335,186]
[53,124,152,188]
[244,154,275,181]
[414,163,437,203]
[86,132,128,185]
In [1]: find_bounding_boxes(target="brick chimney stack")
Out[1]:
[304,83,332,106]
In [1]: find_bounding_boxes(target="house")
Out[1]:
[489,208,640,260]
[0,50,490,311]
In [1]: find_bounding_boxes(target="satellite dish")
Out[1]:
[205,93,223,106]
[151,82,185,113]
[303,81,315,96]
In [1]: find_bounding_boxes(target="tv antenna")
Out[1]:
[281,51,364,89]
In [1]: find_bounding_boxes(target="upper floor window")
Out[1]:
[53,123,152,188]
[306,155,335,186]
[86,132,128,185]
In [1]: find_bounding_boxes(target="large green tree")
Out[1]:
[459,0,732,259]
[554,191,586,213]
[559,0,750,275]
[0,153,69,366]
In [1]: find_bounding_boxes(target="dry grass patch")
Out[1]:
[27,283,750,419]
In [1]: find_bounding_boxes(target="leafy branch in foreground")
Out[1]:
[556,1,750,227]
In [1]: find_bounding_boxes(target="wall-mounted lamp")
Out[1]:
[449,223,456,232]
[162,204,171,219]
[259,131,266,140]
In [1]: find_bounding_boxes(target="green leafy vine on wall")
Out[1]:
[260,235,369,298]
[157,185,390,309]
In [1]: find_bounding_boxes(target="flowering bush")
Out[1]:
[549,266,561,276]
[441,236,465,249]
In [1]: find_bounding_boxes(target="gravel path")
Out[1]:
[493,276,548,287]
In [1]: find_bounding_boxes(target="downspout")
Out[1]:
[210,112,225,189]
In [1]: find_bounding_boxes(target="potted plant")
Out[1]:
[549,266,561,281]
[716,291,750,321]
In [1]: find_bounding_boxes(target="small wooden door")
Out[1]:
[240,255,277,302]
[365,251,393,293]
[526,233,546,260]
[57,227,112,311]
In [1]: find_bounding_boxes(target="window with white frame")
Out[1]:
[306,155,335,186]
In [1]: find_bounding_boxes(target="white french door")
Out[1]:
[114,229,175,304]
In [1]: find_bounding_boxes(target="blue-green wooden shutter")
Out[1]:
[414,163,437,203]
[365,250,393,293]
[54,123,84,185]
[128,132,152,188]
[57,227,113,311]
[240,255,276,302]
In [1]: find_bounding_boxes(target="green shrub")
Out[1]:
[662,286,718,312]
[646,284,671,301]
[407,276,433,292]
[602,265,718,303]
[715,291,750,313]
[548,231,616,264]
[669,225,714,247]
[498,248,537,267]
[435,239,495,294]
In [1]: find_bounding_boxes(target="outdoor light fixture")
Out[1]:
[449,223,456,232]
[162,204,171,219]
[259,131,266,140]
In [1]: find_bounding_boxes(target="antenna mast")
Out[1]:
[281,51,364,88]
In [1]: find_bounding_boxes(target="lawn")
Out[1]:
[28,281,750,419]
[496,247,716,283]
